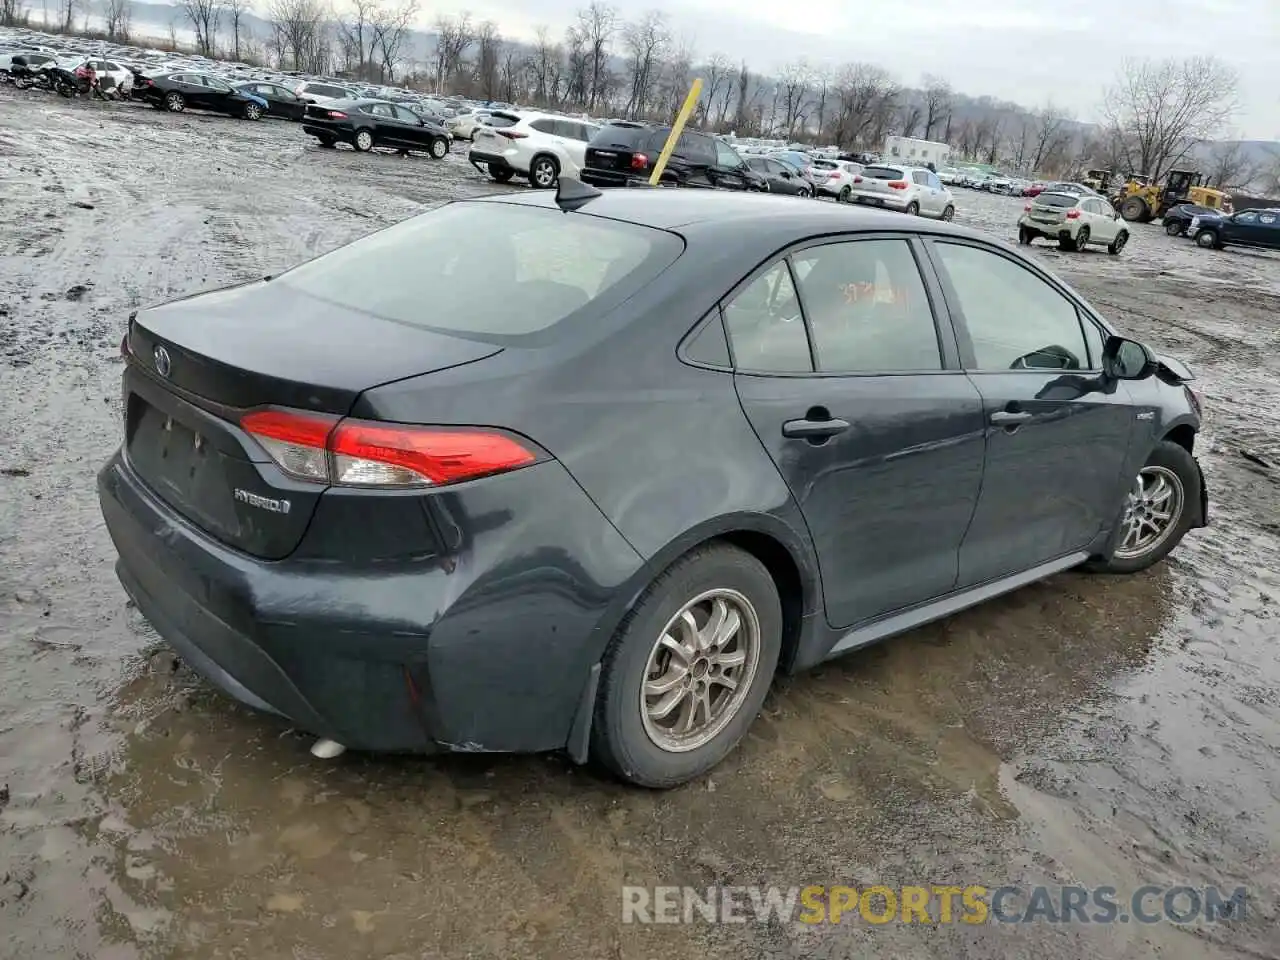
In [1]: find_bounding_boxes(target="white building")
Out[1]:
[883,136,952,167]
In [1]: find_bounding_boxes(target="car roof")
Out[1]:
[465,188,980,240]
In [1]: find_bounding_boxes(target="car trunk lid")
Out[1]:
[857,165,907,193]
[124,279,501,559]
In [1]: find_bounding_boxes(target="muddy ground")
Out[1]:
[1,90,1278,960]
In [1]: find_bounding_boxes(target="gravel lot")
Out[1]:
[2,91,1279,960]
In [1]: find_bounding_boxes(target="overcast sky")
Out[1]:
[430,0,1279,139]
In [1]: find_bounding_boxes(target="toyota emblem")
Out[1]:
[153,345,171,378]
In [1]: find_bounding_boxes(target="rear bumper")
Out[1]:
[849,190,910,210]
[98,451,645,754]
[303,123,349,142]
[469,149,526,175]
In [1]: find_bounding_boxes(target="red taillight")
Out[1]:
[1065,209,1081,219]
[240,408,536,488]
[630,152,648,170]
[496,130,527,139]
[852,175,863,183]
[887,180,908,190]
[326,110,347,120]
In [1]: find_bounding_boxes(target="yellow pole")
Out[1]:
[648,78,704,187]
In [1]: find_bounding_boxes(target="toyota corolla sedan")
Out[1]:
[98,183,1207,788]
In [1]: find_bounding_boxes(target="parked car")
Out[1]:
[768,150,821,186]
[98,186,1206,788]
[936,166,961,185]
[292,80,354,105]
[61,56,133,95]
[234,80,309,120]
[0,47,55,75]
[446,106,492,140]
[1162,203,1222,237]
[984,174,1015,194]
[1040,181,1096,197]
[470,111,601,188]
[303,99,451,156]
[580,125,764,191]
[1023,181,1046,197]
[1018,191,1129,254]
[1190,208,1280,251]
[745,155,813,196]
[809,158,862,201]
[134,71,269,119]
[848,164,955,219]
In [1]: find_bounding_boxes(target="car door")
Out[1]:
[926,171,949,212]
[1256,211,1280,249]
[391,104,429,147]
[727,236,987,629]
[177,74,209,106]
[768,160,803,194]
[925,239,1137,586]
[711,139,751,190]
[1092,197,1120,242]
[203,76,237,112]
[561,121,596,170]
[911,170,938,214]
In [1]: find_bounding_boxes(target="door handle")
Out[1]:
[990,410,1033,426]
[782,417,850,439]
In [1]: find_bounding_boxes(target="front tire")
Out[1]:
[1194,228,1220,249]
[530,154,559,189]
[1087,441,1200,574]
[243,101,262,121]
[353,129,374,152]
[1108,231,1128,255]
[591,544,782,788]
[1165,220,1185,237]
[429,136,448,159]
[941,204,955,221]
[1074,226,1091,251]
[1120,196,1147,222]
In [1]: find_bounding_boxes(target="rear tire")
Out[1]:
[1086,441,1200,574]
[797,187,811,198]
[530,154,559,189]
[1120,196,1146,222]
[489,165,514,183]
[165,91,185,112]
[591,544,782,788]
[905,201,920,216]
[353,128,374,152]
[838,185,851,202]
[317,136,336,149]
[1018,226,1034,245]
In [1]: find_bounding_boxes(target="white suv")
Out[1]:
[849,163,956,219]
[809,158,862,201]
[1018,191,1130,254]
[293,80,355,105]
[470,111,602,189]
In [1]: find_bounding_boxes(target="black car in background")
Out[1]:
[303,99,451,156]
[98,186,1206,789]
[234,80,309,121]
[745,156,812,196]
[135,71,269,119]
[581,123,764,190]
[1190,208,1280,251]
[1162,203,1225,237]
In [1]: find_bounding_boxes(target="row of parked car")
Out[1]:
[1164,203,1280,251]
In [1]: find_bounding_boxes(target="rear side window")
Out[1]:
[911,171,929,185]
[307,83,347,97]
[723,262,811,373]
[277,203,682,341]
[791,240,941,372]
[863,166,904,180]
[530,118,556,134]
[485,113,517,129]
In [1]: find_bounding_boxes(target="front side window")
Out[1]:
[723,261,811,373]
[715,140,743,168]
[1235,211,1258,223]
[934,243,1088,371]
[391,105,418,123]
[791,240,941,372]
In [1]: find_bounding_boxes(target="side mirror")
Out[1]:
[1102,336,1156,380]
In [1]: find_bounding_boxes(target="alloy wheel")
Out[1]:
[639,589,762,753]
[532,159,557,188]
[355,130,373,151]
[1113,466,1184,560]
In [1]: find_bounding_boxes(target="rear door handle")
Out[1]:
[782,417,850,439]
[990,411,1033,425]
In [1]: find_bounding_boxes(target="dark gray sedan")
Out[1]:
[97,183,1207,788]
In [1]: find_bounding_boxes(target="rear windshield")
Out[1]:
[305,83,348,97]
[811,159,838,170]
[277,203,682,342]
[862,166,904,180]
[588,124,653,148]
[1036,193,1079,207]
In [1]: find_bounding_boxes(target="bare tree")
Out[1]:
[921,74,950,140]
[810,66,831,140]
[1029,102,1073,173]
[182,0,221,57]
[1204,140,1259,190]
[103,0,132,40]
[0,0,24,27]
[622,10,668,119]
[898,101,922,138]
[57,0,75,32]
[336,0,380,78]
[372,0,419,83]
[223,0,250,59]
[499,46,520,101]
[777,59,811,138]
[657,39,694,121]
[432,12,474,92]
[473,21,502,99]
[829,62,897,149]
[576,1,617,112]
[563,25,589,106]
[268,0,329,73]
[1100,56,1238,179]
[526,25,562,106]
[698,52,731,128]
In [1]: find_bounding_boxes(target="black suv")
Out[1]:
[581,123,764,190]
